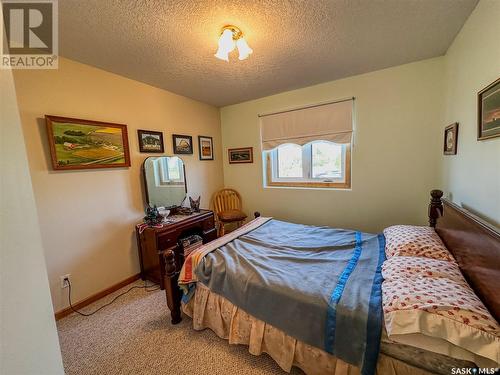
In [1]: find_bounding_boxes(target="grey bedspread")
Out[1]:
[195,219,385,375]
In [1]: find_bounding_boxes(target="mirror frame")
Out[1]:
[142,156,187,209]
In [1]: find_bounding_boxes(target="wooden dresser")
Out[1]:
[136,209,216,322]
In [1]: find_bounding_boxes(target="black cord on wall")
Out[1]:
[67,279,159,317]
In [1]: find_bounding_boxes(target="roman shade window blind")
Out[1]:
[260,98,353,151]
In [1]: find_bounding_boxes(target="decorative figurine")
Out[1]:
[144,205,163,225]
[189,196,201,212]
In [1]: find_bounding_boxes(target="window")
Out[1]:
[266,141,350,188]
[156,157,184,185]
[260,98,353,189]
[277,144,302,178]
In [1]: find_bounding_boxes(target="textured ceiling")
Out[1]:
[59,0,478,107]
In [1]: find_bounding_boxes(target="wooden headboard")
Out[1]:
[428,190,500,322]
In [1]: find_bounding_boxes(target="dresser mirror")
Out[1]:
[143,156,187,209]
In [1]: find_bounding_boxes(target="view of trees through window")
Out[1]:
[311,141,342,178]
[276,141,342,179]
[277,144,302,178]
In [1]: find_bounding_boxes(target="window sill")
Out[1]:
[265,181,351,190]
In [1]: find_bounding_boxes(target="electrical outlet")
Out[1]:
[60,274,71,289]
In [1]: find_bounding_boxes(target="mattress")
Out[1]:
[380,334,476,374]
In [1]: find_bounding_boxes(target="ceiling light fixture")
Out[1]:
[214,25,253,61]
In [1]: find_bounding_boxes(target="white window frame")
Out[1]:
[157,157,184,186]
[265,141,351,189]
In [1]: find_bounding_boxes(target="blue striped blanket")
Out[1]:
[195,219,386,375]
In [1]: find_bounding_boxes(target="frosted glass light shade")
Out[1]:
[214,50,230,61]
[236,37,253,60]
[214,29,235,61]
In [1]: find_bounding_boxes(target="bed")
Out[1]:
[160,190,500,374]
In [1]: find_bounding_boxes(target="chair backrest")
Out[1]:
[212,188,242,215]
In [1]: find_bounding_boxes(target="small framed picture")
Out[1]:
[444,123,459,155]
[198,136,214,160]
[228,147,253,164]
[172,134,193,154]
[137,130,164,153]
[477,77,500,140]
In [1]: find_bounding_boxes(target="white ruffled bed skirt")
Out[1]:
[182,283,433,375]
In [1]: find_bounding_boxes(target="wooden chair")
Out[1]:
[212,188,247,236]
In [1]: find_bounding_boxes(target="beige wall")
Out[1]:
[1,68,64,373]
[221,58,444,233]
[442,0,500,226]
[13,57,224,312]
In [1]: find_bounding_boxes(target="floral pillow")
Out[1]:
[382,259,500,365]
[383,225,453,261]
[382,256,464,282]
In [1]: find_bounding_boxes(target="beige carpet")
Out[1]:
[57,281,303,375]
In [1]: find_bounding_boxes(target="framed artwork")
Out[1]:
[172,134,193,154]
[443,122,458,155]
[228,147,253,164]
[137,130,164,153]
[198,136,214,160]
[45,115,131,170]
[478,77,500,140]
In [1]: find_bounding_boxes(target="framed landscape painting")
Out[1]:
[198,136,214,160]
[228,147,253,164]
[45,115,131,170]
[138,130,164,153]
[172,134,193,154]
[478,77,500,140]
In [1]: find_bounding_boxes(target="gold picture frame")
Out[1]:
[45,115,131,170]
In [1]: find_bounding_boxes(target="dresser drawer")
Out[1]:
[203,227,217,242]
[157,231,177,250]
[203,216,215,231]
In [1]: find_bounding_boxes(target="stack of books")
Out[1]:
[179,235,203,257]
